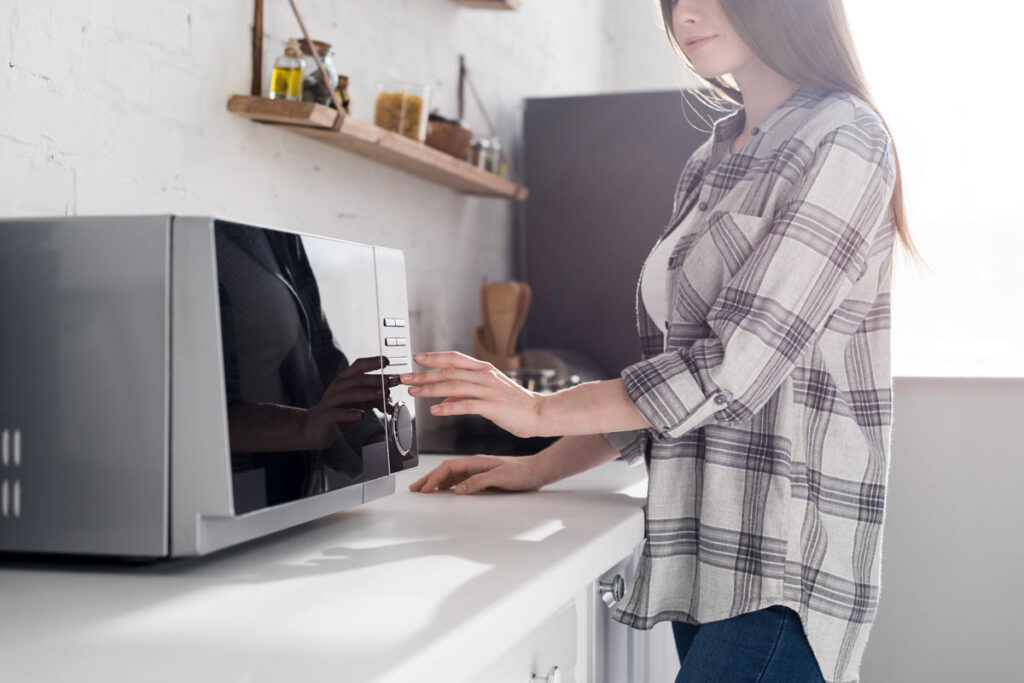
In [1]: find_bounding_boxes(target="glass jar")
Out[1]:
[374,80,431,142]
[472,137,491,169]
[487,136,504,176]
[298,39,339,107]
[269,38,304,101]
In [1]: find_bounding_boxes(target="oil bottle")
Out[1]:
[269,38,304,101]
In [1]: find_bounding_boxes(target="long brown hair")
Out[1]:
[660,0,916,257]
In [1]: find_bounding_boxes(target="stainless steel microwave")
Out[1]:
[0,215,418,559]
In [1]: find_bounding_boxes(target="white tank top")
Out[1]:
[639,225,680,339]
[642,145,733,343]
[640,198,704,343]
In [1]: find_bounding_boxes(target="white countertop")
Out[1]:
[0,455,647,683]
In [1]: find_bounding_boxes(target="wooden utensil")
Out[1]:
[484,282,520,360]
[473,325,521,369]
[506,281,531,357]
[480,280,496,354]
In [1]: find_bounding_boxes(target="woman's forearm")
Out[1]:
[531,433,624,485]
[535,378,651,437]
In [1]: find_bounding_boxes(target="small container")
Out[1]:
[425,113,473,160]
[374,79,431,142]
[269,39,304,101]
[298,39,339,107]
[335,75,351,113]
[487,136,504,176]
[472,137,491,169]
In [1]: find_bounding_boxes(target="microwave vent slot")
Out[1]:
[1,429,20,519]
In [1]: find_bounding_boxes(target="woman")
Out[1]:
[399,0,911,681]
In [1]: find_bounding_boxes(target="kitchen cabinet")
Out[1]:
[0,454,668,682]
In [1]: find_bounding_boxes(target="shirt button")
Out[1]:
[714,393,729,405]
[751,127,760,135]
[698,201,708,211]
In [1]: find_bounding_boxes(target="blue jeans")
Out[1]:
[672,605,826,683]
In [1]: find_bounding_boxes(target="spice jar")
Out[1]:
[374,79,431,142]
[472,137,491,169]
[488,136,505,176]
[298,39,339,107]
[335,75,351,113]
[269,39,304,101]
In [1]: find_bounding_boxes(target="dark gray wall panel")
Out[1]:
[521,89,724,377]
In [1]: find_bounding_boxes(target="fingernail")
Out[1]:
[400,373,413,382]
[414,353,426,360]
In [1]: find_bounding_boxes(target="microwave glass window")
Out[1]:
[215,222,390,514]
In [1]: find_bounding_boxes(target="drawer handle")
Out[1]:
[530,665,561,683]
[599,574,626,607]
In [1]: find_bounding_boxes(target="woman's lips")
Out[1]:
[684,35,716,53]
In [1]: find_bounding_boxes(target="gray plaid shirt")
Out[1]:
[603,85,896,683]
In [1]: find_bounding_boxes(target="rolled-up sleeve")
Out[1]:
[602,429,648,466]
[621,119,897,440]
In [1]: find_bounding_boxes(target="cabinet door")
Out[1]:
[475,598,578,683]
[590,544,679,683]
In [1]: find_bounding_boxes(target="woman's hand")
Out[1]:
[400,351,544,438]
[303,356,389,450]
[409,454,549,495]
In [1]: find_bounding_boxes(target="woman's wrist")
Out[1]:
[526,434,623,487]
[530,379,651,438]
[531,392,551,437]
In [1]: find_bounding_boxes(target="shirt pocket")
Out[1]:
[704,210,775,276]
[664,210,774,325]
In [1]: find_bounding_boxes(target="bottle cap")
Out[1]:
[284,38,302,58]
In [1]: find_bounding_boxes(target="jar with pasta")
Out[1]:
[374,80,431,142]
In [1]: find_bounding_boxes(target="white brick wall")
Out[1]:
[1,0,686,353]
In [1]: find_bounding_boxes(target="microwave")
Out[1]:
[0,215,418,559]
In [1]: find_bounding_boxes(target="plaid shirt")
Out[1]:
[602,85,896,683]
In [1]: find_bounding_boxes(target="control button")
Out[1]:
[714,393,729,405]
[698,201,708,211]
[751,126,760,135]
[383,317,407,327]
[385,337,407,347]
[387,356,409,366]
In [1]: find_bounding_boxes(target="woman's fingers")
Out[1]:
[337,355,388,378]
[415,461,467,493]
[409,380,488,400]
[324,377,383,401]
[400,367,486,387]
[453,470,500,495]
[322,387,383,408]
[413,351,491,371]
[409,456,496,493]
[334,408,365,423]
[429,399,488,418]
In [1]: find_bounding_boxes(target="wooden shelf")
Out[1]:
[453,0,522,8]
[227,95,528,200]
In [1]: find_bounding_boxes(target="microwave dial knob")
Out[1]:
[390,401,414,456]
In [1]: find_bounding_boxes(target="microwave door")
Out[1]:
[215,223,389,516]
